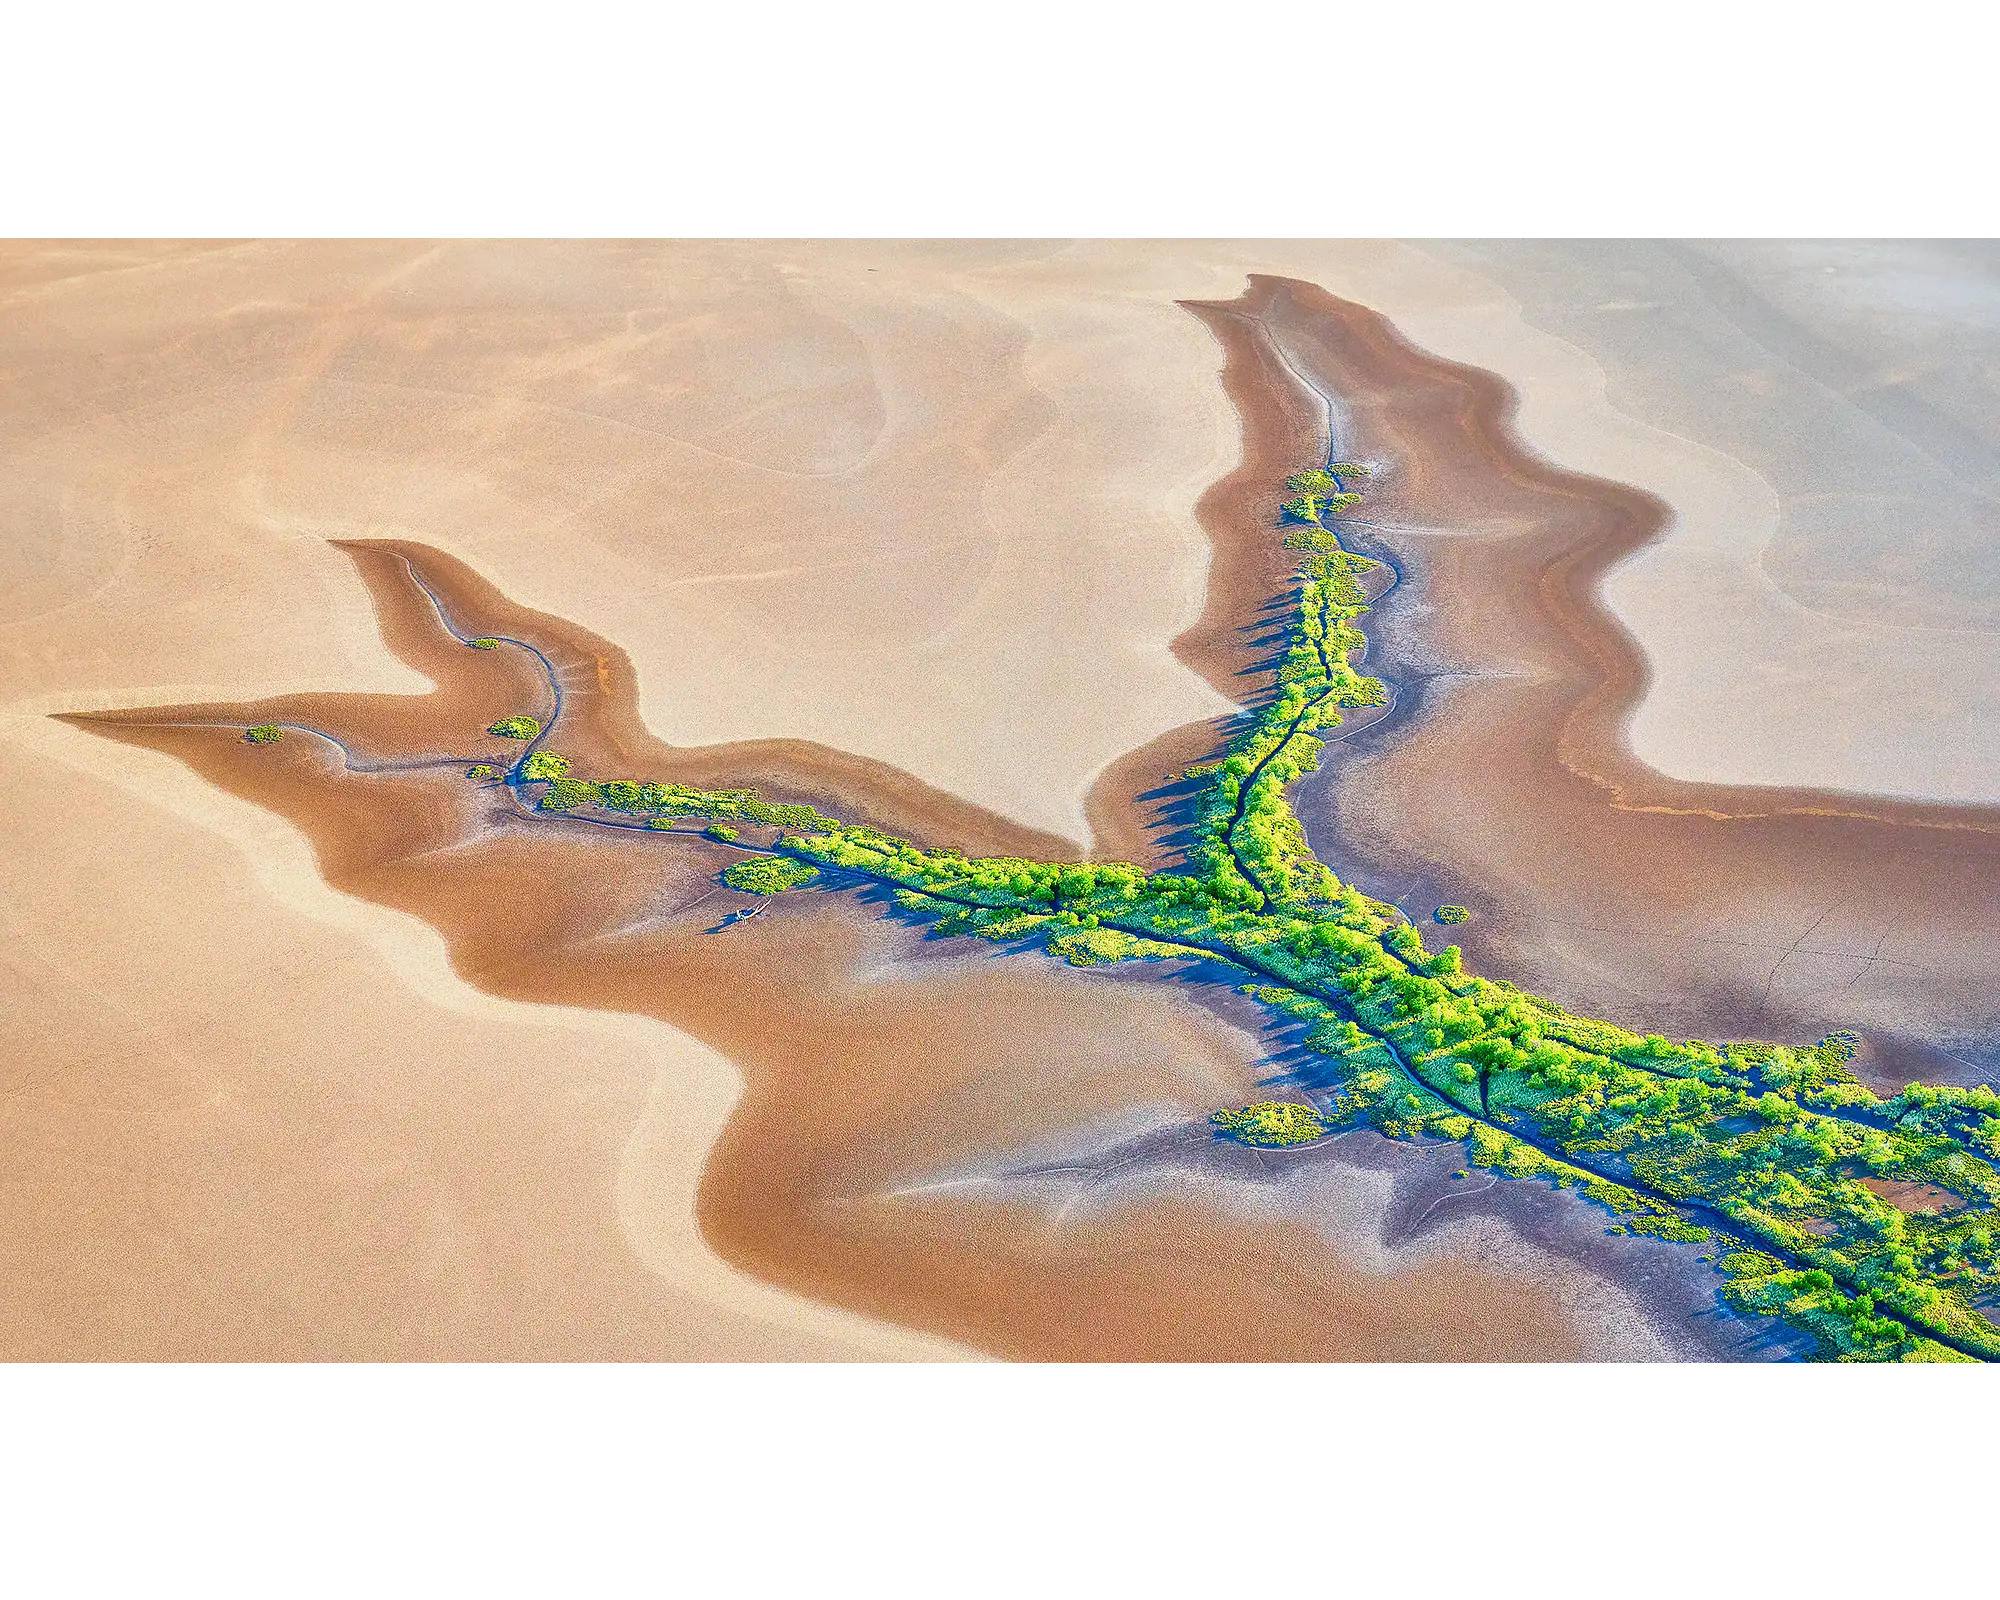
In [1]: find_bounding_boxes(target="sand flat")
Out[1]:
[958,240,2000,807]
[11,239,1988,1361]
[1233,276,2000,1084]
[76,542,1672,1361]
[2,240,1251,847]
[22,237,1980,835]
[3,709,968,1359]
[1256,241,2000,806]
[0,238,1263,1359]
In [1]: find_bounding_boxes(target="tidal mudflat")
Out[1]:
[81,530,1721,1360]
[1226,276,2000,1086]
[23,246,2000,1361]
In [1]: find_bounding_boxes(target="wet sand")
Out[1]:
[1419,241,2000,806]
[78,542,1605,1359]
[2,711,960,1360]
[171,537,1082,865]
[1080,288,1408,872]
[43,264,1950,1361]
[1237,276,2000,1077]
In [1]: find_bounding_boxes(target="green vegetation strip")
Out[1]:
[490,463,2000,1362]
[723,858,821,895]
[1212,1102,1330,1147]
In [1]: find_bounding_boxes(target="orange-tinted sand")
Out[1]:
[79,537,1596,1359]
[42,267,1978,1361]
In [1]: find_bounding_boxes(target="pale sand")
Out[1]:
[3,706,969,1359]
[78,540,1633,1360]
[1248,234,2000,812]
[20,238,1981,835]
[1,239,1260,1358]
[0,240,1245,847]
[910,239,2000,805]
[10,239,1981,1358]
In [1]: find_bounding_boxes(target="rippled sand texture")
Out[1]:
[0,240,1250,844]
[1240,275,2000,1084]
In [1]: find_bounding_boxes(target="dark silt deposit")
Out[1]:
[931,1112,1817,1363]
[1045,954,1814,1362]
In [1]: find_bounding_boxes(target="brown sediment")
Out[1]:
[1081,716,1226,870]
[75,540,1587,1360]
[1858,1178,1966,1216]
[70,273,1838,1362]
[85,538,1080,867]
[1236,274,2000,1064]
[1166,295,1329,701]
[709,1186,1585,1363]
[74,270,1964,1362]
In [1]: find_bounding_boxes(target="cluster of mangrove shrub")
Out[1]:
[539,776,599,811]
[486,463,2000,1361]
[244,724,283,744]
[1435,905,1469,924]
[511,774,844,832]
[706,823,738,842]
[488,716,540,739]
[466,764,502,780]
[469,637,502,650]
[1718,1255,1953,1360]
[1212,1101,1331,1147]
[1279,465,1368,526]
[721,858,820,895]
[1177,540,1388,912]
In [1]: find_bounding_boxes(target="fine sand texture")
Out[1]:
[1015,239,2000,809]
[14,241,1990,1361]
[6,709,968,1359]
[75,541,1649,1360]
[0,239,1264,1360]
[10,240,1988,844]
[0,239,1246,848]
[1234,275,2000,1083]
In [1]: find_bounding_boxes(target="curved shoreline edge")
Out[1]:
[1250,275,2000,838]
[71,532,1603,1360]
[1216,276,2000,1087]
[56,274,2000,1362]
